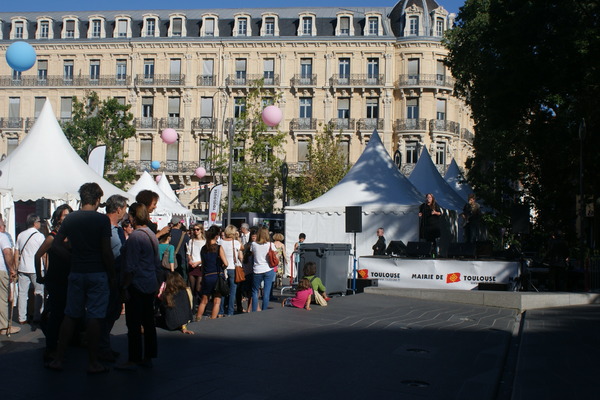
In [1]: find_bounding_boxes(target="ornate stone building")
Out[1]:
[0,0,474,209]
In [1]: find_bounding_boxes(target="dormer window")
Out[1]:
[261,14,279,36]
[87,16,106,39]
[36,18,53,39]
[201,14,219,37]
[430,7,449,37]
[409,16,419,36]
[142,14,160,37]
[435,17,445,37]
[298,13,316,36]
[168,14,186,37]
[114,15,132,38]
[64,20,76,38]
[404,5,423,37]
[234,14,252,37]
[336,13,354,36]
[364,13,382,36]
[11,18,28,40]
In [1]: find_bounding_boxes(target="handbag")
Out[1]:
[267,243,279,269]
[231,239,245,283]
[308,276,328,307]
[215,273,229,296]
[161,249,171,270]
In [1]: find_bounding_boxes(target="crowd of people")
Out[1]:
[0,182,328,372]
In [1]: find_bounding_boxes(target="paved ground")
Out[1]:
[1,292,599,400]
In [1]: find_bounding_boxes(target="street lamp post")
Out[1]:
[226,119,234,226]
[281,162,288,208]
[579,118,586,270]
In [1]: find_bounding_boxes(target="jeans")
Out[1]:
[251,268,275,312]
[218,269,238,316]
[17,272,44,323]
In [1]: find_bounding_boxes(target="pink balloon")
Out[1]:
[155,175,161,182]
[261,105,283,127]
[195,167,206,179]
[161,128,178,144]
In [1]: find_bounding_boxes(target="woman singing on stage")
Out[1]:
[418,193,442,256]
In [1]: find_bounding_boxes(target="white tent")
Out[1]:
[285,130,424,259]
[444,158,474,202]
[127,171,192,228]
[0,188,15,241]
[0,100,132,208]
[156,172,185,207]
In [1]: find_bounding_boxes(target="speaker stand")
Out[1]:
[350,231,357,294]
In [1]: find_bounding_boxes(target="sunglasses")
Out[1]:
[193,228,201,231]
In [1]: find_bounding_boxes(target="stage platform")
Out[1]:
[364,287,600,312]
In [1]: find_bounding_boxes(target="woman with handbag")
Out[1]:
[250,227,277,312]
[221,225,244,316]
[186,223,205,309]
[272,233,287,288]
[194,225,228,321]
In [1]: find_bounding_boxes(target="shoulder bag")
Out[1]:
[308,276,328,307]
[233,240,245,283]
[267,243,279,269]
[161,248,171,270]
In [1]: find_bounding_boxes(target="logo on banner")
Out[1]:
[446,272,461,283]
[358,269,369,279]
[210,212,217,222]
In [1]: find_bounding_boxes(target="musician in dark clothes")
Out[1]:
[461,193,481,243]
[372,227,386,255]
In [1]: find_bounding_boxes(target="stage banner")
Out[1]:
[208,184,223,227]
[358,257,520,290]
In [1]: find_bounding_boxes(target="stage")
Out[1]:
[357,256,521,291]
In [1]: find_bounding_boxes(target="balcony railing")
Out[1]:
[291,74,317,86]
[290,118,317,131]
[430,119,460,135]
[394,118,428,132]
[397,74,455,89]
[0,75,131,87]
[134,117,159,129]
[328,118,355,131]
[160,117,185,130]
[197,75,216,86]
[134,74,185,86]
[225,74,280,87]
[116,160,213,174]
[330,74,385,86]
[461,128,474,144]
[0,118,24,129]
[287,161,310,175]
[357,118,383,131]
[192,117,216,131]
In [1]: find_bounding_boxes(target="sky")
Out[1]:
[0,0,466,15]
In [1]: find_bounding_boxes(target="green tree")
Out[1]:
[62,92,137,189]
[444,0,600,243]
[210,81,287,213]
[288,125,352,204]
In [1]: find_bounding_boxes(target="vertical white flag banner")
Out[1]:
[87,145,106,177]
[208,184,223,227]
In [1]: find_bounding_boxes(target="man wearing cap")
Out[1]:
[169,216,190,282]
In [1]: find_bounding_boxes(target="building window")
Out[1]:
[408,58,419,84]
[89,60,100,82]
[199,139,211,161]
[366,98,379,122]
[235,59,247,85]
[143,59,155,82]
[202,16,217,37]
[34,97,46,118]
[337,98,350,119]
[116,60,127,82]
[298,14,316,36]
[234,97,246,118]
[91,19,102,38]
[263,58,274,85]
[141,97,154,128]
[436,142,446,165]
[116,19,128,37]
[170,59,181,83]
[140,139,152,162]
[339,16,350,36]
[406,141,419,163]
[298,140,309,163]
[167,141,179,162]
[60,97,72,122]
[15,21,24,39]
[37,60,48,81]
[436,60,446,84]
[200,97,213,128]
[12,69,22,82]
[435,18,444,37]
[201,59,214,85]
[302,17,312,35]
[65,20,75,38]
[436,99,446,120]
[63,60,74,82]
[168,97,181,127]
[7,138,19,155]
[338,141,350,164]
[299,97,312,119]
[406,98,419,120]
[237,17,247,36]
[367,58,379,84]
[409,16,419,36]
[233,142,245,163]
[367,16,379,35]
[300,58,313,84]
[147,18,156,36]
[265,17,275,35]
[9,98,21,124]
[339,58,350,84]
[39,21,49,38]
[172,18,182,36]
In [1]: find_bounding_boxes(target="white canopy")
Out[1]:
[0,100,131,203]
[408,148,466,212]
[127,171,192,218]
[444,158,474,202]
[0,188,15,241]
[286,131,424,260]
[156,172,185,207]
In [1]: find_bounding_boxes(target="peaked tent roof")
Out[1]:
[286,130,423,213]
[127,171,192,216]
[444,158,474,202]
[408,148,466,211]
[0,100,132,202]
[156,172,185,206]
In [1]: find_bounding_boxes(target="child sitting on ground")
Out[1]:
[157,272,194,334]
[303,262,331,302]
[281,278,312,310]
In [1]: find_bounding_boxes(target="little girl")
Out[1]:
[281,278,312,310]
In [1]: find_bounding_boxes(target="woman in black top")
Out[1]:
[418,193,442,253]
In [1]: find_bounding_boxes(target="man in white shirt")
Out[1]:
[0,218,19,334]
[15,213,45,324]
[240,223,250,246]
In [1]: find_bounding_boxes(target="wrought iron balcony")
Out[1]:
[429,119,460,135]
[134,117,159,129]
[116,160,213,174]
[357,118,383,131]
[291,74,317,86]
[394,118,428,132]
[225,74,280,87]
[397,74,455,89]
[0,117,24,129]
[0,75,131,87]
[290,118,317,131]
[328,118,355,131]
[330,74,385,86]
[197,75,216,86]
[287,161,310,175]
[191,117,216,131]
[461,128,474,144]
[134,74,185,86]
[160,117,185,130]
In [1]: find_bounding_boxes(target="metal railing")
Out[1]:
[0,118,24,129]
[191,117,216,131]
[330,74,385,86]
[461,128,474,144]
[394,118,428,132]
[0,75,131,87]
[290,118,317,131]
[397,74,455,89]
[134,117,159,129]
[291,74,317,86]
[115,160,213,174]
[225,74,280,87]
[357,118,383,131]
[134,74,185,86]
[430,119,460,134]
[160,117,185,129]
[329,118,355,131]
[197,75,216,86]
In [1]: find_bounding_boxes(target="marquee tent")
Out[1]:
[285,131,424,260]
[444,158,474,202]
[156,172,185,206]
[0,100,132,208]
[0,188,15,240]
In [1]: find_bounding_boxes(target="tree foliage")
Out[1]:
[288,125,352,204]
[444,0,600,242]
[62,92,137,189]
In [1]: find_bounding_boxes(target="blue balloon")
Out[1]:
[151,161,161,170]
[5,41,37,72]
